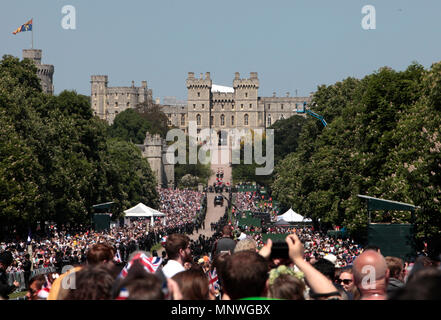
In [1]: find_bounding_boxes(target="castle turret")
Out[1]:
[91,75,108,120]
[233,72,259,128]
[187,72,212,129]
[144,133,164,187]
[23,49,54,95]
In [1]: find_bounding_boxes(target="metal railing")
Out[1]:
[7,266,57,291]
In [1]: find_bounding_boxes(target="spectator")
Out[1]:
[23,254,32,290]
[114,259,164,300]
[172,268,212,300]
[162,234,192,278]
[268,273,306,300]
[0,251,19,299]
[63,264,116,300]
[48,242,115,300]
[234,238,257,253]
[353,249,389,300]
[336,266,359,300]
[26,275,48,300]
[221,251,269,300]
[385,256,405,297]
[212,225,236,256]
[284,234,340,300]
[391,267,441,300]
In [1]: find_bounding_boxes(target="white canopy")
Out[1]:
[277,208,312,223]
[123,203,166,226]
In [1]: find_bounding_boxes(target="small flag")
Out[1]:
[12,19,33,35]
[208,269,220,291]
[118,253,162,279]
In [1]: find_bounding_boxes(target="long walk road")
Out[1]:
[157,145,232,256]
[189,145,232,241]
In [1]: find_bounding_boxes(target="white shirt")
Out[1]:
[162,259,186,279]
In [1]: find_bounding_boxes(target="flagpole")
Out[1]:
[31,17,34,49]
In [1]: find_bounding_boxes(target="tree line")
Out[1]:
[271,62,441,242]
[0,55,159,237]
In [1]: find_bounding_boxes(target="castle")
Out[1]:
[90,75,154,124]
[22,49,54,95]
[91,72,312,185]
[91,72,311,133]
[161,72,312,144]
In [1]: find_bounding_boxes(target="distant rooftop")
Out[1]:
[211,84,234,93]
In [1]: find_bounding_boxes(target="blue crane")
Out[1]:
[296,102,327,127]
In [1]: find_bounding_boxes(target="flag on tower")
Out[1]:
[12,19,33,35]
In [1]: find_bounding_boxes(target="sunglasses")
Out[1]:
[337,279,352,285]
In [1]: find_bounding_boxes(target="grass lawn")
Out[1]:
[9,290,27,300]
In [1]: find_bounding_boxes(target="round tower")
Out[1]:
[144,133,164,187]
[91,75,108,120]
[23,49,54,95]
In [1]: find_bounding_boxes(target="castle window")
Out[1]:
[268,104,270,110]
[232,115,235,126]
[250,104,252,109]
[197,114,201,126]
[244,114,249,126]
[221,104,224,110]
[281,104,284,110]
[232,104,235,110]
[193,104,196,110]
[198,92,200,97]
[221,114,225,126]
[245,92,248,98]
[127,102,130,107]
[115,102,118,108]
[181,114,185,126]
[267,114,272,126]
[202,104,204,108]
[241,104,244,109]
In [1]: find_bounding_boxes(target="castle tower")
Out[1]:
[23,49,54,95]
[233,72,260,128]
[144,133,164,187]
[187,72,212,131]
[90,75,108,120]
[162,140,175,188]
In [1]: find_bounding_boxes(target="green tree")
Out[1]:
[109,108,152,144]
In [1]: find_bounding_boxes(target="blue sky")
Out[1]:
[1,0,441,101]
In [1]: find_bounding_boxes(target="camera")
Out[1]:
[270,241,289,260]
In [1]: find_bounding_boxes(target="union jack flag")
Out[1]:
[119,253,162,279]
[208,268,220,291]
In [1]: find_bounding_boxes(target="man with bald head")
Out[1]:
[352,249,390,300]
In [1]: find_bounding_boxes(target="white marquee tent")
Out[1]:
[277,208,312,223]
[123,203,166,226]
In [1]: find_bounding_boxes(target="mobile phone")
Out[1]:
[270,241,289,260]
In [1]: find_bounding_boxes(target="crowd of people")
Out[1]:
[158,188,204,230]
[1,185,441,300]
[2,222,439,300]
[0,188,207,298]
